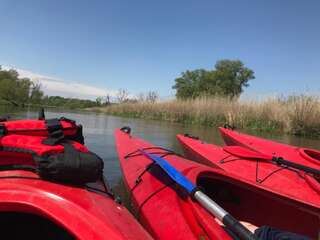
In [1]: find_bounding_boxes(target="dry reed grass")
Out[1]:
[91,95,320,136]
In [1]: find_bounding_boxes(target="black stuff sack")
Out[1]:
[36,143,104,185]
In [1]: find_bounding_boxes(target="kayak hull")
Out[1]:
[117,129,319,239]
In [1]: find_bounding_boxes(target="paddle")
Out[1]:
[223,146,320,176]
[140,149,257,240]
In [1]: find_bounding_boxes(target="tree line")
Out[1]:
[1,59,255,109]
[0,67,100,109]
[115,60,255,103]
[111,59,255,104]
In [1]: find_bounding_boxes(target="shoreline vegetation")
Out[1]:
[0,67,101,109]
[2,62,320,137]
[90,95,320,137]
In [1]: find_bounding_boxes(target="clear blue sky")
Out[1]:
[1,0,319,98]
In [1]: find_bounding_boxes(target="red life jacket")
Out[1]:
[0,119,103,184]
[0,118,84,145]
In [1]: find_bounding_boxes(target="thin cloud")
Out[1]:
[2,66,117,100]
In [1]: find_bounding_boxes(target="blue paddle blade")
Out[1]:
[140,149,196,194]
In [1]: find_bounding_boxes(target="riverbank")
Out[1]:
[90,95,320,137]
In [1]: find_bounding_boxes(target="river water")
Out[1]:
[1,106,319,191]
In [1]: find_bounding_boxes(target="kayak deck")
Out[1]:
[218,127,320,194]
[219,127,320,168]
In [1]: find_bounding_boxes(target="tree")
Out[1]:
[214,60,255,98]
[0,69,33,105]
[145,91,159,103]
[104,94,111,105]
[0,67,105,108]
[16,78,33,105]
[117,88,129,103]
[29,82,44,104]
[172,59,255,99]
[95,97,103,106]
[137,92,145,102]
[172,70,206,99]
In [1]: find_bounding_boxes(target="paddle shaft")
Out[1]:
[273,157,320,176]
[140,150,257,240]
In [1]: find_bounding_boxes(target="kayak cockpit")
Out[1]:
[299,148,320,165]
[0,212,75,239]
[196,173,319,239]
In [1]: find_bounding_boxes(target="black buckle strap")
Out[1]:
[42,118,65,145]
[0,116,8,122]
[0,124,7,137]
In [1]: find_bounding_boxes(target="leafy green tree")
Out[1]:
[172,70,205,99]
[95,97,103,106]
[0,66,112,109]
[29,82,44,104]
[16,78,32,104]
[213,60,255,98]
[172,60,255,99]
[0,68,33,105]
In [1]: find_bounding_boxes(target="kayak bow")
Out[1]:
[219,127,320,194]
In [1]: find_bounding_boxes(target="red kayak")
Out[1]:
[219,127,320,168]
[116,128,319,239]
[219,127,320,194]
[177,133,320,206]
[0,118,151,240]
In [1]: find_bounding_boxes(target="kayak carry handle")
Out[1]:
[140,150,257,240]
[184,133,200,140]
[223,123,236,130]
[120,126,131,134]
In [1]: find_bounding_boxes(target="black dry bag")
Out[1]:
[36,143,104,184]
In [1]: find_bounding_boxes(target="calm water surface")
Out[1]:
[1,106,319,192]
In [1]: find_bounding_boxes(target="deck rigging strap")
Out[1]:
[220,154,303,184]
[0,124,7,137]
[125,147,178,190]
[42,118,65,145]
[44,117,84,145]
[124,147,177,219]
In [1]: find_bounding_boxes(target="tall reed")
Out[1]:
[91,95,320,136]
